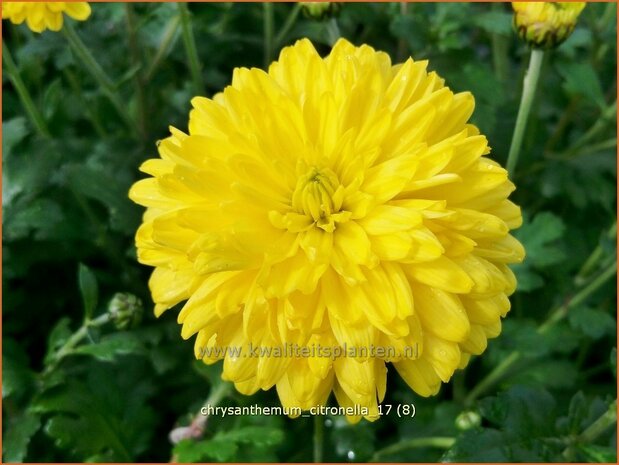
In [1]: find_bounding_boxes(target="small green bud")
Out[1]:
[300,2,340,21]
[108,293,143,330]
[455,410,482,431]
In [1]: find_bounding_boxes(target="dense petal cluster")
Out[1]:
[2,2,91,33]
[130,39,524,421]
[512,2,586,49]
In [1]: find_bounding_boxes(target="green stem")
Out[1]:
[576,222,617,284]
[125,3,148,142]
[274,3,302,47]
[563,400,617,460]
[145,14,181,82]
[568,101,617,153]
[3,42,50,137]
[178,2,203,96]
[313,415,324,463]
[44,313,111,374]
[62,22,137,132]
[490,3,508,84]
[465,260,617,405]
[63,69,107,138]
[579,400,617,443]
[263,2,274,68]
[506,48,544,175]
[371,437,455,462]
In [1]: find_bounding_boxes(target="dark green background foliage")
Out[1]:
[2,2,617,462]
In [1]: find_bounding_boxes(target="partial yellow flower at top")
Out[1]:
[512,2,586,49]
[129,38,525,422]
[2,2,91,33]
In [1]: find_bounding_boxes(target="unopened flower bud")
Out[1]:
[455,410,482,431]
[512,2,586,49]
[300,2,340,21]
[108,293,143,330]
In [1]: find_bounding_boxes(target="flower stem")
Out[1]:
[563,399,617,460]
[263,2,274,68]
[371,437,456,462]
[569,100,617,153]
[465,260,617,405]
[575,221,617,284]
[43,313,111,375]
[313,415,324,463]
[62,22,137,132]
[275,3,301,47]
[2,42,50,138]
[506,48,544,175]
[178,2,203,96]
[145,14,181,82]
[579,400,617,443]
[125,3,148,143]
[490,4,509,85]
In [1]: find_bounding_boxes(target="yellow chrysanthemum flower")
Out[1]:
[130,39,524,422]
[512,2,586,49]
[2,2,91,33]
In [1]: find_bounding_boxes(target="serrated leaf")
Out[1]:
[442,428,508,462]
[568,306,616,339]
[3,339,35,399]
[478,386,557,438]
[217,426,284,447]
[2,117,29,159]
[557,62,606,109]
[2,410,41,462]
[4,198,65,241]
[473,10,513,35]
[78,263,98,320]
[33,362,155,461]
[70,333,144,362]
[512,212,567,292]
[174,438,238,463]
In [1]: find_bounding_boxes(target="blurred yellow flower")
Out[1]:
[130,38,524,422]
[2,2,91,33]
[512,2,586,48]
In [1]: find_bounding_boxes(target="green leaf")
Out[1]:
[2,117,29,159]
[4,198,65,241]
[557,62,606,109]
[43,317,72,365]
[512,212,567,292]
[174,438,238,463]
[3,410,41,462]
[566,391,588,434]
[473,10,513,35]
[66,164,140,234]
[78,263,98,320]
[568,306,616,339]
[70,333,144,362]
[442,428,508,462]
[2,339,35,399]
[478,386,557,438]
[173,427,284,463]
[218,426,284,447]
[33,362,155,461]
